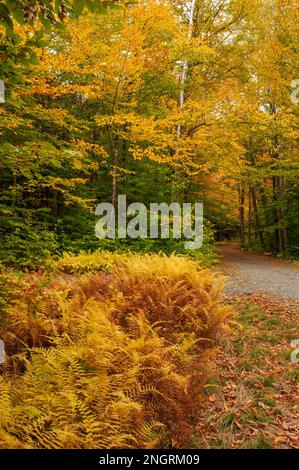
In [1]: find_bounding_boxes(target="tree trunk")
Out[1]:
[176,0,196,140]
[273,175,288,254]
[173,0,196,201]
[248,188,252,244]
[252,188,265,250]
[281,176,288,251]
[238,185,246,245]
[275,176,283,253]
[112,140,118,208]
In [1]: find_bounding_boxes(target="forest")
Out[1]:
[0,0,298,452]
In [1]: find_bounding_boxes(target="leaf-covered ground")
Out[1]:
[197,294,298,449]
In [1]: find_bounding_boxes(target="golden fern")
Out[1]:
[0,251,233,448]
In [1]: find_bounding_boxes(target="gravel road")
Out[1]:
[218,243,299,302]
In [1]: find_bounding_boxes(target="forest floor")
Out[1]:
[196,243,299,449]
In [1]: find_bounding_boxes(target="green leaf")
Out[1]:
[55,22,65,31]
[36,39,49,48]
[108,2,123,11]
[54,0,61,13]
[94,3,108,15]
[12,33,21,45]
[5,0,15,9]
[0,3,9,15]
[85,0,95,12]
[73,0,86,17]
[39,12,52,31]
[13,6,25,25]
[2,13,14,36]
[29,51,39,65]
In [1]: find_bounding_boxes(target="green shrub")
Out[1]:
[0,222,58,269]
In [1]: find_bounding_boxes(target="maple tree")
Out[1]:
[0,0,299,265]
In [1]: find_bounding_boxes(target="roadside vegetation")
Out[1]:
[0,252,233,448]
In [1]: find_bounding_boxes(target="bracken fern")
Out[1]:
[0,252,233,448]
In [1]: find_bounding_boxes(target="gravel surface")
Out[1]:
[217,243,299,302]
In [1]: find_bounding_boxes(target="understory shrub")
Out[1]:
[0,253,233,448]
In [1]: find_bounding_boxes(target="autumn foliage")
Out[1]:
[0,253,232,448]
[0,0,299,452]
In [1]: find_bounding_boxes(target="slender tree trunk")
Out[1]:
[260,181,270,249]
[238,185,246,245]
[268,101,288,254]
[281,176,288,251]
[176,0,196,140]
[274,176,283,253]
[173,0,196,201]
[273,175,287,254]
[248,188,252,244]
[53,190,58,216]
[112,140,118,208]
[252,188,265,250]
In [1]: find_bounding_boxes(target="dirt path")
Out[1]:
[197,243,299,449]
[218,243,299,303]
